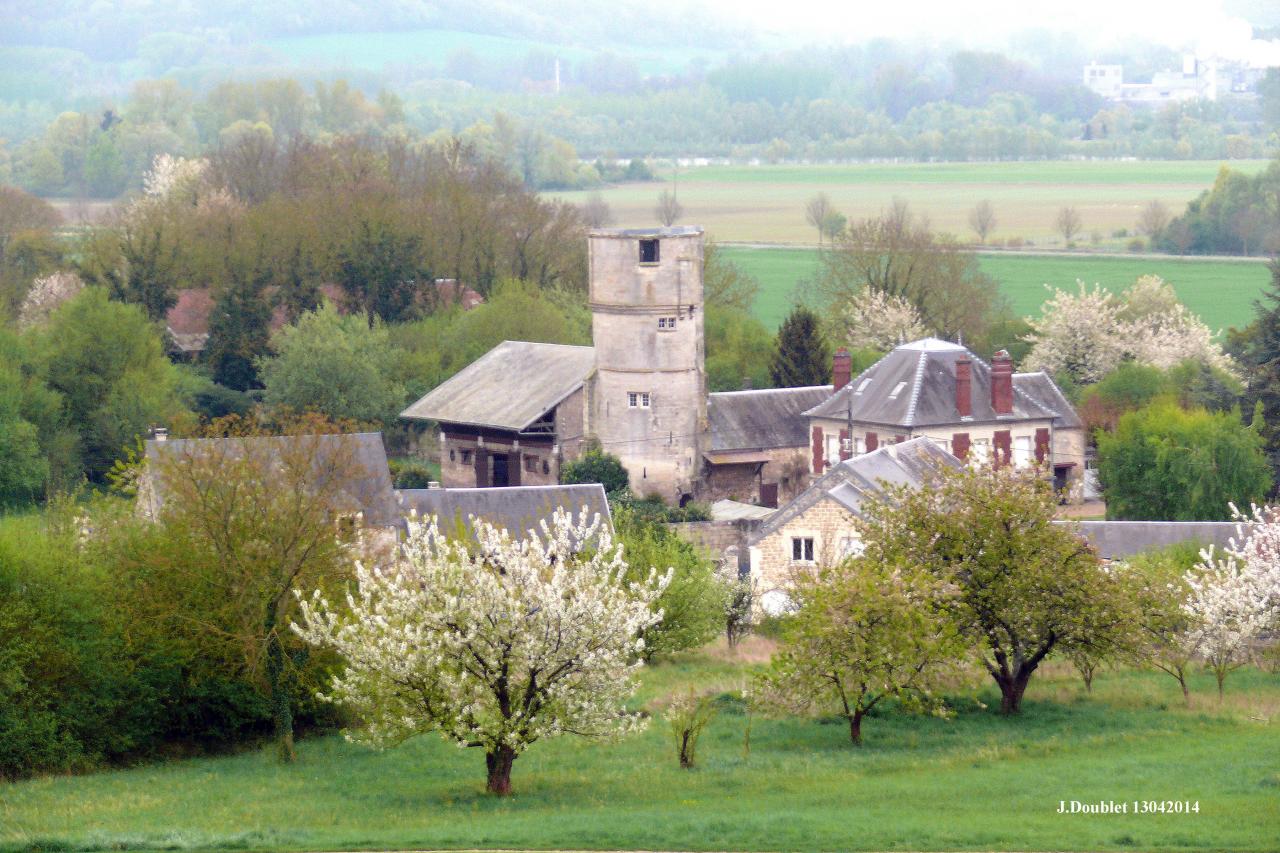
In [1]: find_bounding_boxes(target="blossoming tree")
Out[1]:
[293,509,669,794]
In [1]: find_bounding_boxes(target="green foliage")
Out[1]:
[1159,159,1280,256]
[388,458,437,489]
[391,281,591,400]
[0,364,48,507]
[258,301,407,426]
[614,508,726,659]
[704,306,774,392]
[770,306,830,388]
[205,262,272,391]
[757,556,965,744]
[34,287,188,481]
[861,462,1129,714]
[559,447,630,497]
[335,219,422,324]
[1096,400,1272,521]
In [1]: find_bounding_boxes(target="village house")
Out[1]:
[746,437,959,612]
[805,338,1085,496]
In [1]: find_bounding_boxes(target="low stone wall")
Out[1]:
[669,519,765,570]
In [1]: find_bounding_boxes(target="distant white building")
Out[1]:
[1084,56,1220,105]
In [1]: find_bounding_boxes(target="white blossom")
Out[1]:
[142,153,207,202]
[18,270,83,328]
[1023,276,1235,385]
[292,508,670,784]
[836,287,930,352]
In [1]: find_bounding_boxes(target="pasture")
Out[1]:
[717,245,1271,332]
[555,160,1270,244]
[3,646,1277,853]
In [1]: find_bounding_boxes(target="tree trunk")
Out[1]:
[1216,669,1225,703]
[265,629,295,763]
[997,671,1032,715]
[1178,672,1190,708]
[485,745,517,795]
[847,711,863,746]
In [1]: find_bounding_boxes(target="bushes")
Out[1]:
[388,458,436,489]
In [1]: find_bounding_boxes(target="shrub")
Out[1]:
[389,458,436,489]
[560,447,630,497]
[1128,237,1146,252]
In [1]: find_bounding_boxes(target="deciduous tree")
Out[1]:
[293,510,668,794]
[655,188,682,227]
[968,199,996,244]
[1055,205,1082,245]
[804,193,833,245]
[860,462,1126,714]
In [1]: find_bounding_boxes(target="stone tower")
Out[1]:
[588,227,707,501]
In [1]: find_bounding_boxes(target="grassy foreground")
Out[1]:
[718,245,1270,332]
[3,644,1278,853]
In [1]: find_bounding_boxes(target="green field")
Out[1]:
[555,160,1270,244]
[718,246,1272,332]
[4,649,1277,853]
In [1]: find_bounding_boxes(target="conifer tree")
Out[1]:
[770,306,830,387]
[1239,259,1280,481]
[206,261,272,391]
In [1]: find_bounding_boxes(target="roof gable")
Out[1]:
[400,341,596,432]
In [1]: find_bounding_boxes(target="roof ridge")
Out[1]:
[499,340,595,351]
[710,385,833,397]
[903,348,929,426]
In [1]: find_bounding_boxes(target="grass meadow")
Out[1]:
[4,642,1278,853]
[555,160,1270,245]
[717,245,1271,332]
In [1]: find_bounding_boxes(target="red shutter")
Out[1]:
[952,432,970,460]
[994,430,1012,467]
[895,434,906,443]
[1035,428,1050,464]
[839,428,851,461]
[811,425,824,473]
[866,432,878,451]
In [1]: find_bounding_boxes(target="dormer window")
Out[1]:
[888,381,908,400]
[639,239,660,265]
[855,378,872,395]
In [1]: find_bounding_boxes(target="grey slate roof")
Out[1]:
[708,385,833,452]
[804,337,1062,427]
[749,437,962,544]
[1062,520,1237,560]
[144,432,401,528]
[397,484,613,540]
[1013,372,1085,430]
[400,341,595,432]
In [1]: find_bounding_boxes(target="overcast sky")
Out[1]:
[707,0,1280,64]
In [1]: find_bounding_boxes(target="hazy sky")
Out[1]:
[711,0,1280,64]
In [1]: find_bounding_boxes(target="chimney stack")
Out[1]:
[955,356,972,417]
[832,347,852,390]
[991,350,1013,415]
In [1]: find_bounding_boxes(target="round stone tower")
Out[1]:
[588,226,707,502]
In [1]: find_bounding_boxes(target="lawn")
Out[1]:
[553,160,1270,244]
[718,245,1271,332]
[4,644,1277,853]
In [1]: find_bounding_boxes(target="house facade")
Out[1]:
[804,338,1084,498]
[747,437,960,612]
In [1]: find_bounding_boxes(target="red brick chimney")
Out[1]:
[991,349,1013,415]
[832,347,852,390]
[955,356,972,418]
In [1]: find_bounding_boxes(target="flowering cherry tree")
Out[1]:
[1185,504,1280,698]
[836,287,929,352]
[293,509,669,795]
[18,270,84,328]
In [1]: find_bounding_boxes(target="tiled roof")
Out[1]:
[805,337,1063,427]
[400,341,596,432]
[397,484,613,541]
[708,385,833,452]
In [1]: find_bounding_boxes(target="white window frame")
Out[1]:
[628,391,651,409]
[790,536,816,563]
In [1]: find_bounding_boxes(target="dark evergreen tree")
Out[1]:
[1240,259,1280,486]
[336,219,422,325]
[276,242,323,323]
[206,262,272,392]
[770,306,831,388]
[109,223,179,321]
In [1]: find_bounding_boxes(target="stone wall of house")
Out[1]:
[749,496,860,601]
[438,431,559,488]
[699,447,815,506]
[554,387,587,466]
[669,518,764,574]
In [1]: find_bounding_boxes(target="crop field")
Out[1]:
[4,648,1277,853]
[555,160,1270,244]
[717,245,1271,332]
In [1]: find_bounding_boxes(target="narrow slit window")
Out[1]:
[639,239,660,264]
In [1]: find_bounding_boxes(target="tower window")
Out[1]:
[639,239,660,265]
[657,316,677,331]
[627,392,651,408]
